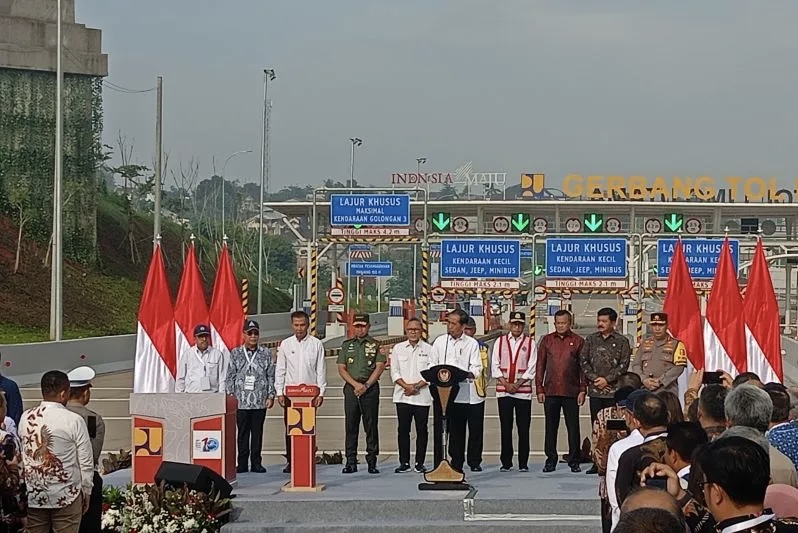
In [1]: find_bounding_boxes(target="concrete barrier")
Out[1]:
[0,311,387,386]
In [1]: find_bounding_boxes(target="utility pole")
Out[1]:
[50,0,64,340]
[257,68,276,314]
[413,157,426,298]
[153,76,163,246]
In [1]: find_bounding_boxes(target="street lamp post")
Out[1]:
[257,68,276,314]
[220,149,253,236]
[50,0,64,340]
[348,138,362,188]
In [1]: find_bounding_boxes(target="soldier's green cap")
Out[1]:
[353,313,370,326]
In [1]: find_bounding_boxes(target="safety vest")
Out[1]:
[495,334,534,395]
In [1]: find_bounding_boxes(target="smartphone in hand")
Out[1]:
[702,371,722,385]
[607,419,628,431]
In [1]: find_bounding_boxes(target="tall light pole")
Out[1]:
[413,157,426,299]
[220,149,253,236]
[153,76,163,247]
[257,68,276,314]
[348,137,362,188]
[50,0,64,340]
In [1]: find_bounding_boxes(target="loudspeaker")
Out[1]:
[154,461,233,499]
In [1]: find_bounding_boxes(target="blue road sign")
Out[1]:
[347,261,393,277]
[349,244,372,251]
[546,238,627,278]
[657,239,739,279]
[521,248,533,258]
[330,194,410,226]
[441,239,521,279]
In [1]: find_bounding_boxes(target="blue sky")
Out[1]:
[76,1,798,191]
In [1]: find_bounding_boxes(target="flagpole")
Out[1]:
[50,0,64,341]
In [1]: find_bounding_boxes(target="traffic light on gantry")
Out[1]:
[511,213,530,233]
[663,213,684,233]
[583,213,603,233]
[431,212,451,232]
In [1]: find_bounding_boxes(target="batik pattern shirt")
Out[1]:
[226,345,276,410]
[19,402,93,508]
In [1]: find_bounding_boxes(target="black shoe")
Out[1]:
[570,463,582,473]
[251,465,267,473]
[395,464,411,473]
[414,464,427,473]
[586,465,599,475]
[368,464,380,474]
[342,464,358,474]
[237,465,248,474]
[470,465,482,472]
[283,464,291,474]
[543,463,556,473]
[519,466,529,472]
[500,465,512,472]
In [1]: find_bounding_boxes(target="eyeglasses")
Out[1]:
[406,328,421,332]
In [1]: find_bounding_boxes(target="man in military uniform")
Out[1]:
[337,313,386,474]
[66,366,105,533]
[631,313,687,396]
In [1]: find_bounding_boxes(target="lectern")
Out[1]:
[282,384,324,492]
[129,393,237,485]
[419,364,471,491]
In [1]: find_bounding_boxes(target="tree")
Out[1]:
[8,175,33,273]
[106,132,149,264]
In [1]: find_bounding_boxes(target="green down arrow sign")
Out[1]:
[534,264,545,276]
[511,213,530,232]
[664,213,684,232]
[432,213,451,231]
[584,213,603,232]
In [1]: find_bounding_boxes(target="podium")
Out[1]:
[282,384,324,492]
[130,393,237,485]
[419,364,471,491]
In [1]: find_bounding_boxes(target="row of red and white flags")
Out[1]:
[133,242,245,393]
[666,237,782,385]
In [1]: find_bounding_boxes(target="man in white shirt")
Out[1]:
[391,318,432,473]
[491,311,536,472]
[606,389,646,532]
[429,309,482,473]
[20,370,94,533]
[275,311,327,474]
[175,324,228,393]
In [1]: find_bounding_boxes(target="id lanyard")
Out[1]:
[243,348,259,373]
[194,349,208,377]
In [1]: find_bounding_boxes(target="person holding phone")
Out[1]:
[631,313,687,396]
[66,366,105,533]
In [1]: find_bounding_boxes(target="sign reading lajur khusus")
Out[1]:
[330,194,410,226]
[440,239,521,279]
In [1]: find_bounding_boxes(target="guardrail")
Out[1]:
[1,311,387,386]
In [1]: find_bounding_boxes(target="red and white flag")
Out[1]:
[662,238,705,398]
[134,244,177,393]
[210,242,245,356]
[174,242,209,363]
[704,238,747,376]
[743,238,782,383]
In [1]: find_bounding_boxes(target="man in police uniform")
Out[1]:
[337,313,386,474]
[66,366,105,533]
[631,312,687,396]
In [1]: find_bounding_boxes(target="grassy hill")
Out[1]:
[0,196,291,343]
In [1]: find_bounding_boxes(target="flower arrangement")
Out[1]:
[102,482,231,533]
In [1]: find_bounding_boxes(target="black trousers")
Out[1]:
[544,396,581,465]
[497,396,532,469]
[396,403,429,466]
[589,397,615,423]
[343,382,380,465]
[601,497,612,533]
[282,398,292,464]
[78,470,103,533]
[236,408,266,468]
[432,395,447,466]
[449,402,485,471]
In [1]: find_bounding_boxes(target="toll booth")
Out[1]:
[468,299,485,336]
[622,298,638,337]
[388,299,405,336]
[546,298,562,334]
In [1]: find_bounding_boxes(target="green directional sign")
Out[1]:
[534,264,545,276]
[353,224,362,229]
[511,213,531,233]
[584,213,603,233]
[664,213,684,233]
[431,212,451,232]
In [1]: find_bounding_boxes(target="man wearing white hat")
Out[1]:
[66,366,105,533]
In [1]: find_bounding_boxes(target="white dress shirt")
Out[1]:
[608,429,644,531]
[275,334,327,396]
[390,340,433,406]
[175,345,228,393]
[490,333,537,400]
[429,333,482,404]
[19,401,94,508]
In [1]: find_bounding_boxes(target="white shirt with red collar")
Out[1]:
[490,333,536,400]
